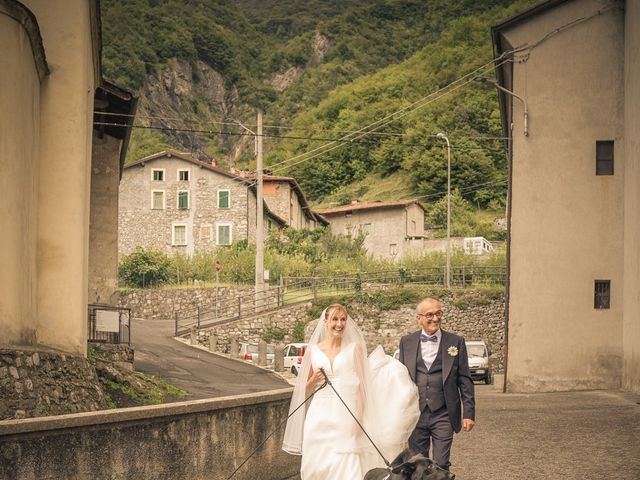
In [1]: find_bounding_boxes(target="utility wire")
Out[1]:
[93,121,507,154]
[97,112,507,142]
[267,58,509,173]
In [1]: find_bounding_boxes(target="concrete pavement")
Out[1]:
[131,316,289,399]
[450,387,640,479]
[285,386,640,479]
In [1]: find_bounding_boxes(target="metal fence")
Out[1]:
[282,265,506,302]
[174,286,285,337]
[173,266,506,339]
[88,304,131,345]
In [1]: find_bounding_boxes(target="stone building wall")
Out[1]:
[118,155,252,257]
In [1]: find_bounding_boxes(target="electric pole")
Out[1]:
[255,111,265,304]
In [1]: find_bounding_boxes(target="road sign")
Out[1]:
[215,260,221,272]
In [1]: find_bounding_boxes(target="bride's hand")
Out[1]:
[306,369,325,394]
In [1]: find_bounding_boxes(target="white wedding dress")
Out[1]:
[300,343,419,480]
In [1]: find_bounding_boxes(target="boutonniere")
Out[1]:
[447,346,458,357]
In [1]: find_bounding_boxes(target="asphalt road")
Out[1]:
[131,316,289,400]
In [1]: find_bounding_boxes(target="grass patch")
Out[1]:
[103,373,186,407]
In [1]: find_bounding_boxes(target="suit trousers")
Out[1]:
[408,406,454,470]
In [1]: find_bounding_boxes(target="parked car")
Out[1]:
[239,342,275,365]
[465,340,492,384]
[283,343,307,375]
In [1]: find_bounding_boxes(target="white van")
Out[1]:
[465,340,492,384]
[283,343,307,375]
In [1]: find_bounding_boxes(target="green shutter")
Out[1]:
[178,191,188,209]
[218,190,229,208]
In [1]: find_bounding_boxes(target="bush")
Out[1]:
[261,327,287,343]
[119,248,173,288]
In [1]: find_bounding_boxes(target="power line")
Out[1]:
[94,121,507,154]
[268,58,511,173]
[97,111,507,142]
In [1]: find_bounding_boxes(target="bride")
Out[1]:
[282,304,419,479]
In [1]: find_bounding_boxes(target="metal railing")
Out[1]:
[174,286,284,337]
[173,266,505,339]
[88,304,131,344]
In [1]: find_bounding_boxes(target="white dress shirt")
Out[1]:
[420,329,442,370]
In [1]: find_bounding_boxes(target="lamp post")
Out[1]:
[436,132,451,289]
[233,114,265,301]
[475,76,528,136]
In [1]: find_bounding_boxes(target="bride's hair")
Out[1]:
[325,303,347,322]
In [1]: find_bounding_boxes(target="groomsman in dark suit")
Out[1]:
[399,297,475,471]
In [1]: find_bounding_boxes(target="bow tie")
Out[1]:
[421,334,438,343]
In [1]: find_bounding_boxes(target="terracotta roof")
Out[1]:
[316,199,424,215]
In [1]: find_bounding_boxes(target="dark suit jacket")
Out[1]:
[399,329,475,433]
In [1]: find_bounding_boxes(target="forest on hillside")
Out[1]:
[101,0,537,224]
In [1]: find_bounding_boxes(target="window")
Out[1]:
[172,224,187,246]
[389,243,398,257]
[177,191,189,209]
[177,169,190,181]
[151,191,165,210]
[411,220,417,235]
[218,190,230,209]
[216,223,232,245]
[594,280,610,309]
[596,141,614,175]
[152,169,165,181]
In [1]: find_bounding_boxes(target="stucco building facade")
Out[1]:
[119,151,285,257]
[493,0,639,393]
[317,199,426,260]
[0,0,134,355]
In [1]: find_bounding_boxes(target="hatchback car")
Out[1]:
[283,343,307,375]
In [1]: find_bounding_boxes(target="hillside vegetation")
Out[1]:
[101,0,537,219]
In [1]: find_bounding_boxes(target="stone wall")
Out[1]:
[206,302,312,353]
[0,388,299,480]
[118,285,280,320]
[0,348,108,421]
[199,291,506,374]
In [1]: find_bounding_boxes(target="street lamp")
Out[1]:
[436,132,451,289]
[475,76,528,136]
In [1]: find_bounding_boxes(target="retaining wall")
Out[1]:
[0,388,299,480]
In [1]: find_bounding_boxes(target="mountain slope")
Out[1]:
[101,0,536,207]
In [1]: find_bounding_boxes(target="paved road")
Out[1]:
[451,387,640,479]
[131,316,289,400]
[285,386,640,479]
